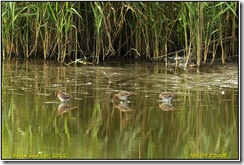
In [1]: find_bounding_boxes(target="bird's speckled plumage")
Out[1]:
[56,89,73,102]
[159,92,175,103]
[113,90,134,101]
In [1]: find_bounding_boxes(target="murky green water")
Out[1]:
[2,59,239,160]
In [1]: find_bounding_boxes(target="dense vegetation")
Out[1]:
[1,2,238,66]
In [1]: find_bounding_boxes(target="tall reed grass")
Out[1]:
[1,2,238,65]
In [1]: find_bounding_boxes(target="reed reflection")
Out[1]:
[112,101,135,133]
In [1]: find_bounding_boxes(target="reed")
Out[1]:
[1,2,238,65]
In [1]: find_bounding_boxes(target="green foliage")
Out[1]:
[1,2,238,65]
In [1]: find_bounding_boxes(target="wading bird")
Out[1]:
[56,89,73,102]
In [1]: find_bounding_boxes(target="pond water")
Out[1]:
[2,59,239,160]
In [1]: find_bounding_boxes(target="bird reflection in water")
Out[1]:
[56,103,77,116]
[113,101,134,112]
[113,101,135,128]
[159,102,175,111]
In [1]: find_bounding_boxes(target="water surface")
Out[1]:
[2,59,239,160]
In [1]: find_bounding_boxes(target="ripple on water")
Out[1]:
[1,60,239,159]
